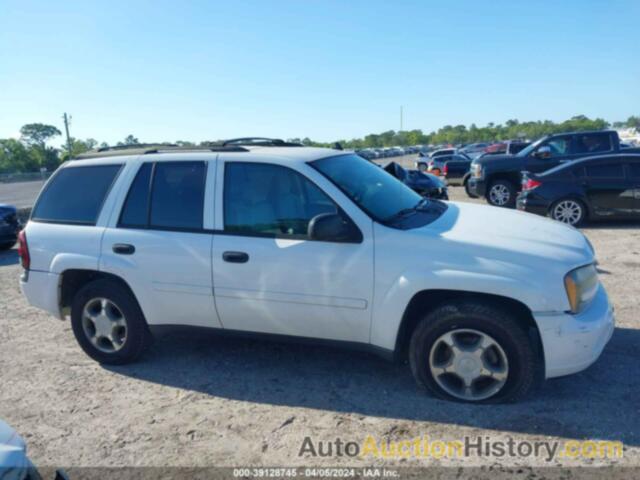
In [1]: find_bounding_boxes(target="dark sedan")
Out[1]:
[517,154,640,226]
[383,162,448,200]
[0,204,20,250]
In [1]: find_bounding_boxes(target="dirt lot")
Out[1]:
[1,183,639,473]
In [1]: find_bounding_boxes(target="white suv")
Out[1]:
[18,142,615,403]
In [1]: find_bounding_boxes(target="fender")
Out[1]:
[50,253,100,275]
[370,267,561,351]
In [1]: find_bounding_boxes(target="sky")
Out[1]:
[1,0,639,146]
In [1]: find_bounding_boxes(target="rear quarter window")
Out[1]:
[31,164,122,225]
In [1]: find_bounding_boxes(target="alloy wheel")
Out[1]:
[429,329,509,401]
[81,297,128,353]
[489,184,510,206]
[552,200,583,226]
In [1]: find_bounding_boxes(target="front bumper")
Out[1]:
[20,270,62,319]
[467,177,487,197]
[535,283,614,378]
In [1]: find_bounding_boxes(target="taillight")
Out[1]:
[443,164,449,176]
[523,179,542,191]
[18,230,30,270]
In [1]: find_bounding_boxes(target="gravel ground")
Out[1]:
[0,179,639,474]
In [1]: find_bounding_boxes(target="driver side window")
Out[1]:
[540,137,570,157]
[223,162,338,238]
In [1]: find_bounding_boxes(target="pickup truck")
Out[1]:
[468,130,640,207]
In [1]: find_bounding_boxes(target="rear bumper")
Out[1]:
[535,284,614,378]
[19,270,62,319]
[516,194,549,216]
[467,177,487,197]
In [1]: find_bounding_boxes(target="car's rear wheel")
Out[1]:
[71,278,151,364]
[409,301,539,403]
[550,198,586,226]
[487,180,516,207]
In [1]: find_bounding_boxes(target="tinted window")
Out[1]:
[574,134,612,155]
[32,165,121,224]
[585,162,625,178]
[119,163,152,227]
[149,162,206,229]
[224,162,338,238]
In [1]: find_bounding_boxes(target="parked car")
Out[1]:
[383,162,448,200]
[468,130,640,207]
[420,153,471,177]
[19,142,613,403]
[441,156,473,187]
[481,141,531,158]
[415,151,465,173]
[0,204,20,250]
[459,143,489,159]
[517,154,640,226]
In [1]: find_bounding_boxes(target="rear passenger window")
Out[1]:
[574,134,612,154]
[150,162,206,230]
[32,165,121,225]
[585,163,625,178]
[119,163,152,227]
[118,162,206,230]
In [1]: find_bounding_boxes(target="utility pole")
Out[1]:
[62,113,72,157]
[400,105,403,132]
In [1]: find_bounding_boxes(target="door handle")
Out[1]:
[113,243,135,255]
[222,251,249,263]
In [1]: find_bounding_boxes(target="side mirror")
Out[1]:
[307,213,362,243]
[534,145,552,159]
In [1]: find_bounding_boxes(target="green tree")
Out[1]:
[117,134,139,146]
[19,123,62,170]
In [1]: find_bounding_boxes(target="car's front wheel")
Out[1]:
[409,301,540,403]
[487,180,516,207]
[550,198,586,226]
[71,278,151,364]
[463,177,477,198]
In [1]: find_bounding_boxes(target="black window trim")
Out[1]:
[31,163,124,226]
[221,160,363,244]
[117,160,208,231]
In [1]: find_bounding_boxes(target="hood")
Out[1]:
[426,202,593,268]
[0,419,28,470]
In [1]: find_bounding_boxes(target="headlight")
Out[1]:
[471,163,483,179]
[564,264,599,313]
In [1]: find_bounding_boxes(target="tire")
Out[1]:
[0,241,16,251]
[487,179,516,208]
[70,278,151,365]
[464,178,477,198]
[549,198,587,227]
[409,301,540,403]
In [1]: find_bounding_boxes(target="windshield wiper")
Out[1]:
[384,197,431,223]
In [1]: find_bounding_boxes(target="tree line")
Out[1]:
[1,115,638,174]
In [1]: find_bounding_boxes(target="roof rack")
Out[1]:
[221,137,304,147]
[74,144,249,160]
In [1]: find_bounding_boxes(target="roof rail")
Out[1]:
[73,144,248,160]
[221,137,304,147]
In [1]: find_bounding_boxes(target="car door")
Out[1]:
[211,159,374,343]
[525,135,573,173]
[101,159,222,329]
[580,158,635,218]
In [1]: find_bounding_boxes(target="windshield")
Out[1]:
[516,136,547,157]
[312,154,423,222]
